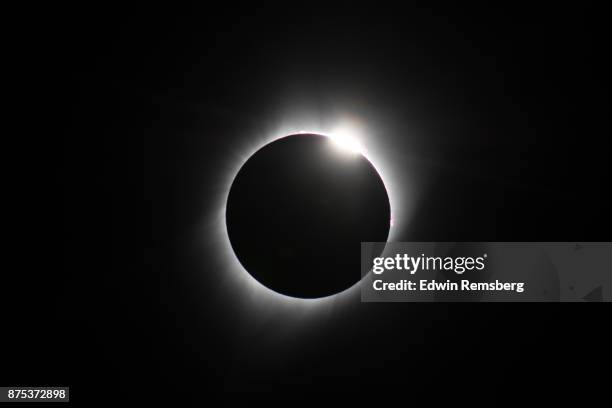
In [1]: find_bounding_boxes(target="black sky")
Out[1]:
[9,2,609,403]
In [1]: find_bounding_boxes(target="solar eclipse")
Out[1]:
[226,133,391,298]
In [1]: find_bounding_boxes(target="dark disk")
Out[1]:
[226,133,391,298]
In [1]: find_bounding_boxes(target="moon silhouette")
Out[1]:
[226,133,390,298]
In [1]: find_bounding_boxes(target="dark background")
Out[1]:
[9,2,610,403]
